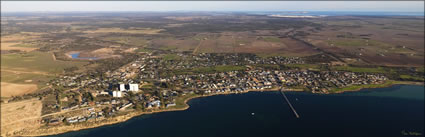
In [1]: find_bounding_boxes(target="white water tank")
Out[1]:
[129,84,139,92]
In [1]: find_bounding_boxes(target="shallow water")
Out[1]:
[69,53,98,60]
[48,85,424,137]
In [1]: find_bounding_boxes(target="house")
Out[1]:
[119,84,126,91]
[147,100,161,108]
[129,84,139,92]
[111,91,122,98]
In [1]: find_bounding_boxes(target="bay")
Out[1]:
[48,85,424,137]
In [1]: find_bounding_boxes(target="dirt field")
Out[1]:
[83,27,163,34]
[150,37,199,51]
[190,32,320,56]
[1,98,43,136]
[1,33,40,42]
[1,82,38,97]
[303,16,424,66]
[1,51,87,96]
[1,42,38,52]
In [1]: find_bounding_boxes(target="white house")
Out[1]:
[119,84,126,91]
[119,83,139,92]
[129,84,139,92]
[112,91,122,98]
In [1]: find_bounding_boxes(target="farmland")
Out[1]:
[0,11,424,137]
[1,12,423,99]
[1,51,88,97]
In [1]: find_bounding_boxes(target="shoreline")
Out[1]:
[13,82,423,137]
[329,80,424,94]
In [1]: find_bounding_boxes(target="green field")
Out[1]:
[173,65,246,75]
[162,54,181,61]
[400,75,425,81]
[1,51,88,74]
[329,80,398,93]
[285,64,321,70]
[11,43,42,48]
[192,65,246,73]
[1,71,53,86]
[331,66,388,73]
[1,51,88,88]
[173,93,200,109]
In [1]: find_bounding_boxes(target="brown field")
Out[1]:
[1,98,43,136]
[1,42,38,52]
[150,37,199,51]
[191,32,320,56]
[1,34,39,42]
[1,33,44,52]
[1,82,38,97]
[164,16,210,21]
[303,16,424,66]
[83,27,163,34]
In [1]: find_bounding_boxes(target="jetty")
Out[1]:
[280,87,300,118]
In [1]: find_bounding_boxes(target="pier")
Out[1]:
[280,88,300,118]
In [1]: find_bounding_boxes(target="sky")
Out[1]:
[1,1,424,12]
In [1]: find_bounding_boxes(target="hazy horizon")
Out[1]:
[1,1,424,12]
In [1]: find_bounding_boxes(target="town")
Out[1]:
[39,52,388,127]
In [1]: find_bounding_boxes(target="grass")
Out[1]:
[254,64,281,70]
[11,43,42,48]
[1,71,54,86]
[135,48,152,53]
[331,66,388,73]
[1,51,88,74]
[1,51,88,89]
[173,65,246,75]
[400,75,425,81]
[192,65,246,73]
[285,64,321,70]
[329,80,398,93]
[162,54,181,61]
[173,93,200,109]
[141,84,154,89]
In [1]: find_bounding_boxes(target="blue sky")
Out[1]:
[1,1,424,12]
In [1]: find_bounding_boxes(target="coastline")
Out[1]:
[14,81,423,137]
[329,80,424,94]
[14,88,287,137]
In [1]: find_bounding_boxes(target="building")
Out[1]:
[119,83,139,92]
[112,91,122,98]
[129,84,139,92]
[119,84,126,91]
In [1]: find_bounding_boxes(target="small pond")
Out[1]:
[69,52,98,60]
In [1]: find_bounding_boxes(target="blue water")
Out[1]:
[69,53,98,60]
[47,85,424,137]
